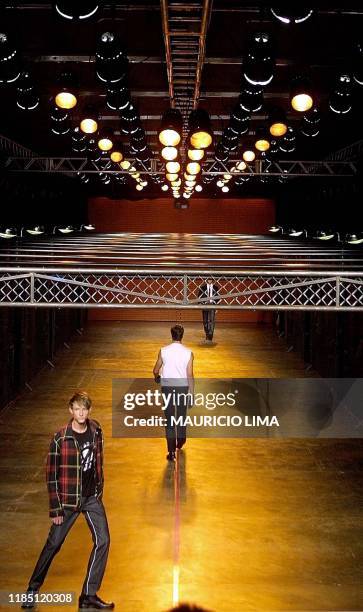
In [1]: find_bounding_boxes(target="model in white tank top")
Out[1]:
[160,342,191,386]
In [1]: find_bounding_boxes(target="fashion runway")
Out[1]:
[0,322,362,611]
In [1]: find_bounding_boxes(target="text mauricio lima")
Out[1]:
[123,415,280,427]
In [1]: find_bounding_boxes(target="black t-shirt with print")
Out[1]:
[73,423,96,497]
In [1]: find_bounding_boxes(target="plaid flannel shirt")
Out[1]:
[46,418,104,517]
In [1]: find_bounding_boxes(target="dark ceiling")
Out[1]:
[1,2,363,199]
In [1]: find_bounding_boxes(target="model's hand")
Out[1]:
[52,515,64,525]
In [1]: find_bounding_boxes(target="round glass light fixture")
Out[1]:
[80,118,98,134]
[110,150,123,163]
[159,109,183,147]
[166,161,180,174]
[243,150,256,162]
[189,109,213,149]
[188,149,205,161]
[55,72,78,109]
[186,162,201,175]
[166,173,178,182]
[290,77,314,112]
[161,146,178,161]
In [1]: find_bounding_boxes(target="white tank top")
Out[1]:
[161,342,192,386]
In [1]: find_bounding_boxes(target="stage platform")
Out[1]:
[0,233,362,310]
[0,321,362,611]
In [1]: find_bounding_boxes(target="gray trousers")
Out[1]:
[28,496,110,596]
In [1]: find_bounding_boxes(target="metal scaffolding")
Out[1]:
[0,234,362,310]
[4,157,357,177]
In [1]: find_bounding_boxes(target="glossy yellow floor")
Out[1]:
[0,322,362,611]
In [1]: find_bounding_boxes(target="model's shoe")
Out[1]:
[21,591,37,609]
[79,593,115,609]
[166,451,176,461]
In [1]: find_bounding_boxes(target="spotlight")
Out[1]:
[80,105,98,134]
[195,184,203,192]
[166,161,180,174]
[222,185,229,193]
[51,115,70,135]
[345,233,363,244]
[217,180,225,188]
[71,126,86,145]
[290,77,313,112]
[315,231,340,241]
[56,225,75,234]
[159,109,183,147]
[185,180,196,187]
[280,127,296,153]
[269,107,288,137]
[230,105,250,132]
[215,146,229,164]
[188,149,204,161]
[55,2,99,20]
[188,109,213,149]
[95,32,128,84]
[0,226,17,239]
[162,146,178,161]
[120,159,131,170]
[301,107,321,137]
[87,140,101,162]
[22,225,45,236]
[243,32,275,87]
[243,150,255,162]
[136,184,144,191]
[255,127,270,152]
[77,172,89,184]
[186,162,201,175]
[171,178,181,187]
[81,224,95,231]
[16,71,39,110]
[0,33,21,83]
[353,41,363,86]
[239,84,263,113]
[223,174,232,180]
[289,229,307,237]
[268,225,283,233]
[55,72,78,109]
[98,128,114,151]
[166,173,178,182]
[329,74,353,115]
[270,8,314,24]
[236,161,247,171]
[222,133,238,152]
[106,86,130,110]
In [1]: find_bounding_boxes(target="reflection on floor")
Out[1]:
[0,322,362,611]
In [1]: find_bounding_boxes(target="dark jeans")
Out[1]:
[28,496,110,596]
[162,386,189,452]
[202,309,216,339]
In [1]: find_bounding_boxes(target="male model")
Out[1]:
[198,278,220,341]
[22,391,114,609]
[153,325,194,461]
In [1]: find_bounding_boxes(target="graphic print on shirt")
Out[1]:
[79,441,94,472]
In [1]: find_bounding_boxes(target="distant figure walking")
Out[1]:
[153,325,194,461]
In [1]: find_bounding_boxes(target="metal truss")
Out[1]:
[0,271,362,310]
[4,157,357,177]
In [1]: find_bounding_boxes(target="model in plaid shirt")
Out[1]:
[22,391,114,610]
